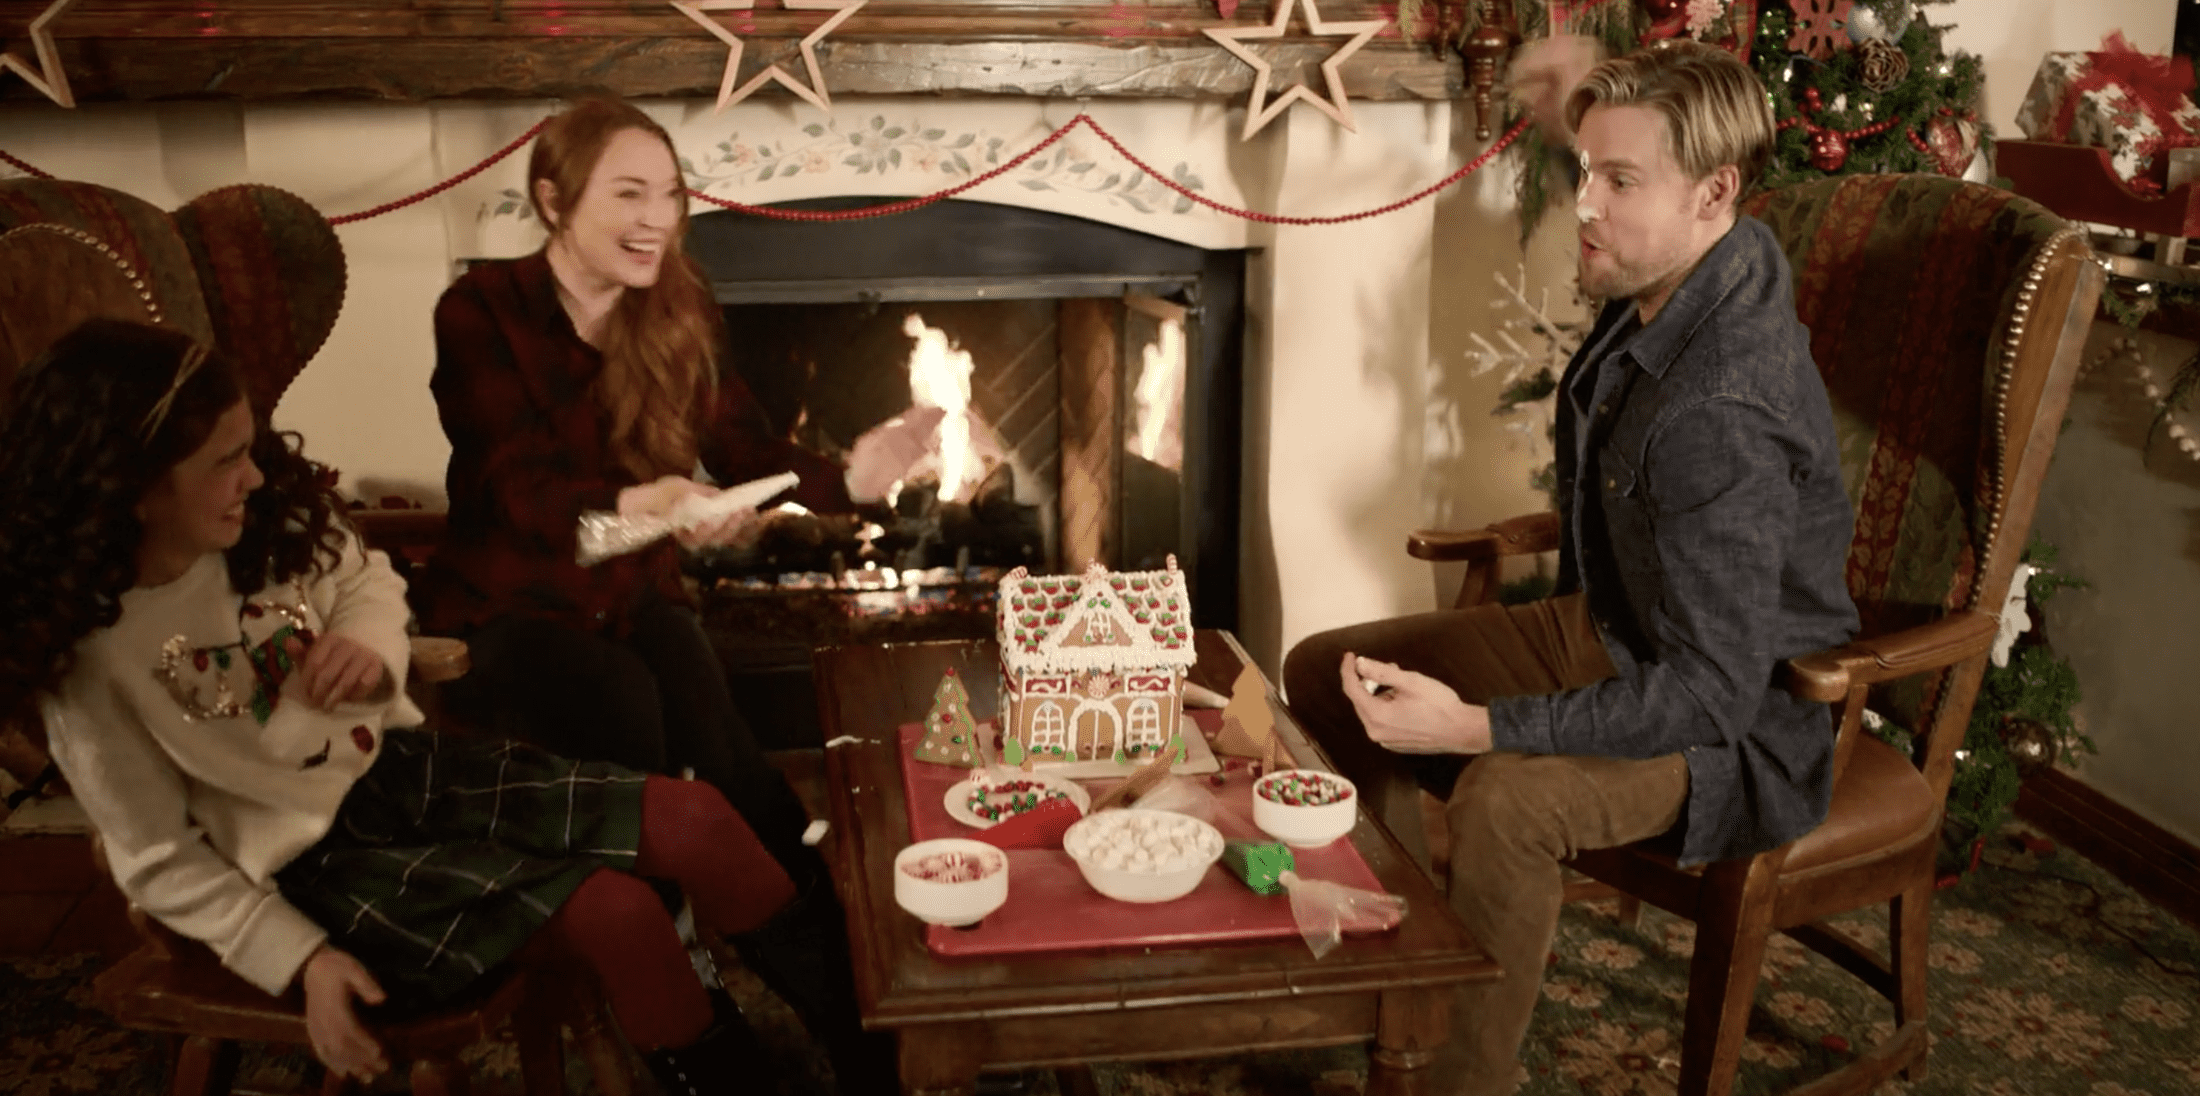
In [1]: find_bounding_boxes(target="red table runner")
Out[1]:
[896,711,1389,958]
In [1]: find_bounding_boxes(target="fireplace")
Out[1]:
[683,197,1246,746]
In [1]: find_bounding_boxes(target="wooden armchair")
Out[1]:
[1408,174,2103,1096]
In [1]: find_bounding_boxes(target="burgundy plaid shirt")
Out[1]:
[418,250,851,637]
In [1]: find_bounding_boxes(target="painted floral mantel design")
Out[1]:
[479,114,1207,223]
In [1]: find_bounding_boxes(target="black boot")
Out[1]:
[729,872,901,1095]
[644,990,769,1096]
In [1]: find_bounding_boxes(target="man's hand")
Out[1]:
[1339,652,1493,755]
[1509,34,1604,145]
[301,944,389,1083]
[284,633,391,711]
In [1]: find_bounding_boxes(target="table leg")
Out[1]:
[1366,985,1452,1096]
[898,1023,987,1096]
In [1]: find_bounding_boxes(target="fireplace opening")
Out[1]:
[682,197,1246,747]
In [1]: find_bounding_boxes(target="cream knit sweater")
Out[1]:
[43,536,423,995]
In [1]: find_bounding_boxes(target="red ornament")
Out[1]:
[1809,128,1849,171]
[1801,86,1822,114]
[1640,0,1684,20]
[1787,0,1855,60]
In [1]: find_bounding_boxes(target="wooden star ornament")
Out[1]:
[670,0,865,114]
[1203,0,1383,141]
[2,0,79,108]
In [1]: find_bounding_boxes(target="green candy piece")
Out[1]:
[1221,840,1295,896]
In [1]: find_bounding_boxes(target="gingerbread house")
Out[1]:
[996,556,1196,767]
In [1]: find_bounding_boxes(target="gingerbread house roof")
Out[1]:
[997,557,1197,674]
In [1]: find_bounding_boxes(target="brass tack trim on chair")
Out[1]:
[1971,227,2087,611]
[11,222,165,326]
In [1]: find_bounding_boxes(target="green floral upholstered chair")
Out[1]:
[1400,172,2104,1096]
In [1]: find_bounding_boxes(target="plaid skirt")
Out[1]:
[276,727,647,1010]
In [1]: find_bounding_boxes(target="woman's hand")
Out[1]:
[1338,652,1491,755]
[1509,34,1604,145]
[617,474,710,520]
[845,406,948,503]
[301,944,389,1083]
[284,633,392,711]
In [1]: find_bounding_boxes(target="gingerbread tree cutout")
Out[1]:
[912,668,982,768]
[1211,663,1283,768]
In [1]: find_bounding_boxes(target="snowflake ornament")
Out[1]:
[1787,0,1855,60]
[1686,0,1726,39]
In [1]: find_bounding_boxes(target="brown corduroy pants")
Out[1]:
[1281,594,1690,1095]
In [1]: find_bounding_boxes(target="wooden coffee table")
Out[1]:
[813,630,1499,1096]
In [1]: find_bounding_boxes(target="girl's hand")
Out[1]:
[284,633,392,710]
[301,944,389,1083]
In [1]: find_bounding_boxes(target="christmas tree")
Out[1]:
[912,668,983,768]
[1487,0,1989,230]
[1749,0,1989,184]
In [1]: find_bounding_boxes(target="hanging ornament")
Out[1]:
[1787,0,1855,60]
[1845,0,1913,44]
[1204,0,1385,140]
[1857,38,1910,92]
[1809,127,1849,170]
[1998,717,2057,778]
[1923,114,1980,176]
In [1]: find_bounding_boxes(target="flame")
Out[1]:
[902,313,981,501]
[1131,317,1186,470]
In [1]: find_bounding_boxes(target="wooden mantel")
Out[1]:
[1,1,1468,105]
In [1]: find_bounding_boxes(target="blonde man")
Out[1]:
[1283,40,1858,1094]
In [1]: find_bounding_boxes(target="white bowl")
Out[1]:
[1061,809,1225,903]
[1251,769,1358,849]
[893,838,1010,927]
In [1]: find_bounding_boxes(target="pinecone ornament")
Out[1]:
[1857,38,1910,92]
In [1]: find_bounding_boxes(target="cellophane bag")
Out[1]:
[1279,871,1407,958]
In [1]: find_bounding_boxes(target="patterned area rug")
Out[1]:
[5,821,2196,1095]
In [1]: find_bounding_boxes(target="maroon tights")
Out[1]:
[540,775,796,1049]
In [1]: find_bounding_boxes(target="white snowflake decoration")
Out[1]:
[1686,0,1726,39]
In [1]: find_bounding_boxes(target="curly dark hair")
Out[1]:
[0,319,352,728]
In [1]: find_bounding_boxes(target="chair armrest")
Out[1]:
[1780,610,1999,703]
[1407,511,1561,563]
[408,636,470,685]
[351,508,447,553]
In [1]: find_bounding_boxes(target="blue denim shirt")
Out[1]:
[1488,216,1860,866]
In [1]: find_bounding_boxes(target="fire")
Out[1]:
[1132,316,1185,470]
[902,313,982,502]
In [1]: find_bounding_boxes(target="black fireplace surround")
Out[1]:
[684,197,1247,748]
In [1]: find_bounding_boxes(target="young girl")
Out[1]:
[0,319,793,1094]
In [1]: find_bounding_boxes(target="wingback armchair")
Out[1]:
[1403,173,2103,1096]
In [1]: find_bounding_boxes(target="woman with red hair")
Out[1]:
[422,96,908,1094]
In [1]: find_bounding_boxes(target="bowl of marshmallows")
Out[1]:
[1062,808,1226,903]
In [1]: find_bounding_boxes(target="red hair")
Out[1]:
[529,97,720,481]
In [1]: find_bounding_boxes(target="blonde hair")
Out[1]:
[529,97,720,482]
[1564,40,1774,196]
